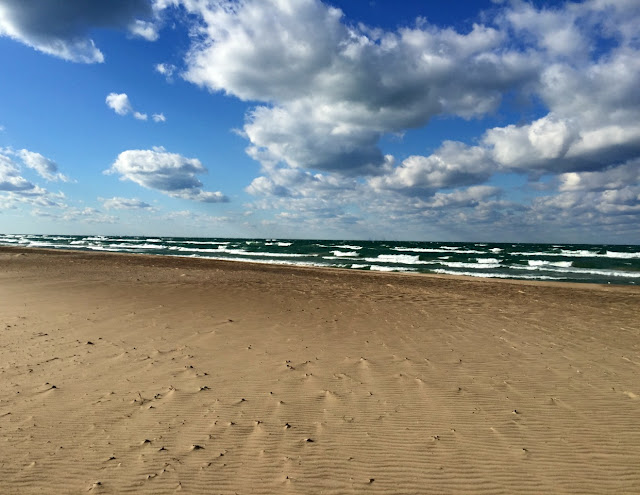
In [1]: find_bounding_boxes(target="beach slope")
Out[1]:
[1,247,639,494]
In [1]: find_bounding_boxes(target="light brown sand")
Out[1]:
[1,246,639,494]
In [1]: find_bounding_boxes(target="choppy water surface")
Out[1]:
[1,234,639,285]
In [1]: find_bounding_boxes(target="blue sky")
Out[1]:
[0,0,639,243]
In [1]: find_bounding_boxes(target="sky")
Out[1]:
[0,0,639,243]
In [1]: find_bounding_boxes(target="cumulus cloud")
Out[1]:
[369,142,493,193]
[558,160,640,192]
[0,148,70,205]
[0,153,34,192]
[170,0,536,175]
[106,147,228,203]
[0,0,157,63]
[154,62,176,81]
[4,0,639,240]
[18,149,69,182]
[129,19,159,41]
[419,186,501,209]
[106,92,161,122]
[0,147,69,217]
[156,0,639,241]
[105,93,133,116]
[101,197,155,210]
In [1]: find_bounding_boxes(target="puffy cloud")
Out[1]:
[531,187,640,225]
[106,93,133,116]
[421,186,501,209]
[0,148,69,204]
[154,62,177,81]
[501,1,588,58]
[129,19,159,41]
[558,160,640,192]
[1,149,67,216]
[106,92,161,122]
[0,0,156,63]
[18,149,69,182]
[0,153,34,192]
[170,0,536,175]
[482,50,640,175]
[160,0,640,241]
[369,142,493,193]
[106,147,228,203]
[154,0,634,241]
[101,197,155,210]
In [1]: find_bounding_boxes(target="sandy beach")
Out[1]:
[1,246,639,494]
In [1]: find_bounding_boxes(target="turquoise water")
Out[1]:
[1,234,639,285]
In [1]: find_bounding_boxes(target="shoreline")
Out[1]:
[1,246,639,493]
[2,245,638,292]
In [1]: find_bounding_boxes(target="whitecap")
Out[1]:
[364,254,428,264]
[331,244,363,250]
[432,269,561,280]
[331,250,358,257]
[370,265,416,272]
[605,251,640,259]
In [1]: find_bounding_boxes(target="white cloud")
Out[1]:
[155,0,639,242]
[369,142,493,193]
[106,92,161,122]
[101,197,155,210]
[106,147,228,203]
[0,0,156,63]
[502,2,588,58]
[40,206,118,224]
[18,149,69,182]
[0,148,70,208]
[3,0,640,241]
[106,93,133,116]
[129,19,159,41]
[422,186,501,209]
[171,0,535,175]
[558,160,640,192]
[154,62,177,81]
[0,153,34,192]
